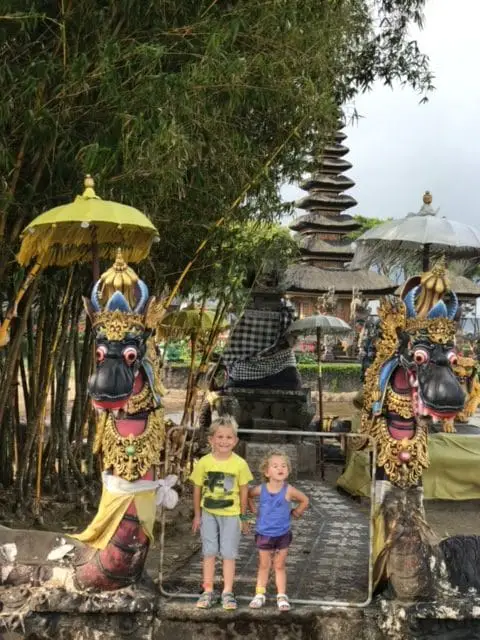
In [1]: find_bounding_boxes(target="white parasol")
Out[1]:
[351,192,480,272]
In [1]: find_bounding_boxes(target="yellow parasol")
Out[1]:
[0,175,159,346]
[159,306,228,340]
[17,175,158,268]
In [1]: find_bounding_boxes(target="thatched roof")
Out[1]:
[290,212,360,232]
[297,235,355,256]
[395,275,480,300]
[300,174,355,193]
[295,193,357,212]
[285,263,396,296]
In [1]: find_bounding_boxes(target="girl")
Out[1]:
[248,451,309,611]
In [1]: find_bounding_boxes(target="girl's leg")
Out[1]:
[273,548,289,595]
[256,550,272,591]
[249,550,272,608]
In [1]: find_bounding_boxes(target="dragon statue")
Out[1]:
[0,251,179,594]
[359,260,468,599]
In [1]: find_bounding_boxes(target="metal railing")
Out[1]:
[158,428,377,608]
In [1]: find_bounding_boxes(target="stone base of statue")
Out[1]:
[222,386,315,433]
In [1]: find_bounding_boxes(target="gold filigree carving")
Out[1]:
[126,382,154,414]
[385,389,414,419]
[92,310,145,341]
[405,317,456,345]
[371,416,429,488]
[100,409,165,481]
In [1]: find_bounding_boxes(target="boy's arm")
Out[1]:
[239,484,249,516]
[192,485,202,533]
[247,484,260,513]
[289,486,309,518]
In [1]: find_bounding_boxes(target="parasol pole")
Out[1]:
[91,225,100,282]
[0,261,43,347]
[316,325,325,480]
[422,243,431,271]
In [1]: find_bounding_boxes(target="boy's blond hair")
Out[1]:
[259,450,291,481]
[208,415,239,437]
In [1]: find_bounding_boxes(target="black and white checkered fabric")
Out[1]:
[223,302,295,363]
[228,349,297,380]
[222,300,296,380]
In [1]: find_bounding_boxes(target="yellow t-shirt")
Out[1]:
[189,452,253,516]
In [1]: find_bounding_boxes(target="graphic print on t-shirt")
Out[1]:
[203,471,235,510]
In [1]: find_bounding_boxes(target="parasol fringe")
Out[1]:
[17,226,154,267]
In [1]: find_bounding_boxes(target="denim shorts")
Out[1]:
[255,530,292,551]
[201,511,241,559]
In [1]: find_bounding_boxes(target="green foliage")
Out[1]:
[164,340,190,362]
[295,352,317,365]
[298,363,361,374]
[0,0,432,298]
[348,215,391,241]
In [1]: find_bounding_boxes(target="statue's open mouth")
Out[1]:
[92,398,128,411]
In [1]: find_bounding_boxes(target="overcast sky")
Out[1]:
[281,0,480,227]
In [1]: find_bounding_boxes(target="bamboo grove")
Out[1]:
[0,0,432,511]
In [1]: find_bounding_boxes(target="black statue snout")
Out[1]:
[88,338,145,408]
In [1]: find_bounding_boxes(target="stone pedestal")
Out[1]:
[223,386,315,432]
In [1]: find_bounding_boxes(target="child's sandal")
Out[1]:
[221,591,238,610]
[249,593,266,609]
[196,591,216,609]
[277,594,291,611]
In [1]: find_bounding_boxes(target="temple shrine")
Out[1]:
[285,118,395,323]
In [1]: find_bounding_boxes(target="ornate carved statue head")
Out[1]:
[83,250,161,412]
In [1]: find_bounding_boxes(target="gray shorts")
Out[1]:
[201,511,241,559]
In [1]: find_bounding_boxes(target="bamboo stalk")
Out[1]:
[0,262,43,347]
[164,116,307,309]
[34,269,74,514]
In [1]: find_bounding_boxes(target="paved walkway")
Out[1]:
[162,480,370,603]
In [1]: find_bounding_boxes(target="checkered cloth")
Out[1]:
[222,301,297,380]
[228,349,297,381]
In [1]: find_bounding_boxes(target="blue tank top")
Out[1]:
[256,483,291,537]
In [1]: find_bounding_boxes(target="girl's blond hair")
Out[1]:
[259,450,291,481]
[208,415,239,437]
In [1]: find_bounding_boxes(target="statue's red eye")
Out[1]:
[96,346,107,363]
[447,351,458,366]
[123,347,138,365]
[413,349,429,365]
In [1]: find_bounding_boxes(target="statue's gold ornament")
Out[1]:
[97,249,140,309]
[100,409,165,482]
[92,310,145,341]
[405,317,456,345]
[385,388,414,420]
[126,382,155,414]
[370,416,429,488]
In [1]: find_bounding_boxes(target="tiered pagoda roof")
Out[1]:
[285,119,395,296]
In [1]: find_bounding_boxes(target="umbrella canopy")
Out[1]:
[287,314,352,337]
[17,175,159,268]
[159,306,228,339]
[351,192,480,271]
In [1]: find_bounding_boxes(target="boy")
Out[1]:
[190,416,252,609]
